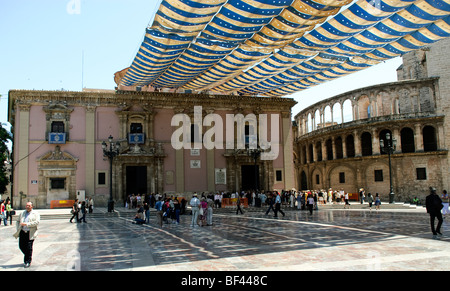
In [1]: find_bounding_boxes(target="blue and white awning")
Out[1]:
[119,0,450,97]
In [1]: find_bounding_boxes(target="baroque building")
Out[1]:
[293,38,450,203]
[8,89,296,208]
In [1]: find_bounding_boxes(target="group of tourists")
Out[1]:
[130,193,215,228]
[0,198,14,226]
[69,197,94,223]
[128,186,449,241]
[133,195,185,227]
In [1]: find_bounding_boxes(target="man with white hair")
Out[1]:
[190,193,200,227]
[13,201,40,268]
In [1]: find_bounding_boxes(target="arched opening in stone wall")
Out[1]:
[346,134,355,158]
[316,141,322,162]
[361,132,373,156]
[332,103,342,124]
[335,136,343,159]
[343,99,353,122]
[326,138,333,160]
[401,127,415,153]
[324,105,333,127]
[423,126,438,152]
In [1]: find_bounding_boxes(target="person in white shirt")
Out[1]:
[13,202,40,268]
[189,193,201,227]
[344,191,350,209]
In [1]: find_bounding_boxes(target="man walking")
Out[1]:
[426,187,444,239]
[13,202,40,268]
[274,192,285,218]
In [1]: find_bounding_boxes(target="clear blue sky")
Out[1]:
[0,0,402,131]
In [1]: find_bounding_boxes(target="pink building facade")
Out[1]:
[8,90,296,208]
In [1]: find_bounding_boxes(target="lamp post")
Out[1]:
[246,146,263,192]
[102,135,120,212]
[379,132,397,204]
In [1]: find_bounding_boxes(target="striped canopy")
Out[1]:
[119,0,450,97]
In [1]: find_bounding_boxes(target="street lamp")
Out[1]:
[379,132,397,204]
[102,135,120,212]
[246,142,263,192]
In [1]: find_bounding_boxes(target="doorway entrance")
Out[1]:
[241,165,259,191]
[126,166,147,195]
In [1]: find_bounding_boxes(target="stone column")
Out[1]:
[393,127,402,153]
[414,123,424,152]
[372,128,380,155]
[321,139,327,161]
[354,130,362,157]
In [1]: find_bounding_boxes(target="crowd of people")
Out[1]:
[124,188,385,226]
[69,197,94,223]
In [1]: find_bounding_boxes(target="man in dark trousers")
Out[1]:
[13,202,40,268]
[426,187,444,239]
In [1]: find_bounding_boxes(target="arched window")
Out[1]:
[326,138,333,160]
[332,103,342,124]
[316,141,322,161]
[307,113,313,133]
[324,105,332,127]
[401,127,415,153]
[361,132,373,156]
[335,136,343,159]
[423,126,437,152]
[346,134,355,158]
[343,99,353,122]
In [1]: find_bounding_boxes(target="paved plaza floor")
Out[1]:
[0,205,448,272]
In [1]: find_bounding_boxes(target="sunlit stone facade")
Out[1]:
[293,39,450,203]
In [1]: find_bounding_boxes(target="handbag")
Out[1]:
[199,208,204,215]
[9,210,16,216]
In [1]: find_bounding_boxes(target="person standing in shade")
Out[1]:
[13,202,40,268]
[189,193,201,227]
[426,187,444,239]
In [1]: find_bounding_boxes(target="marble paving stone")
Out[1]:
[0,208,448,271]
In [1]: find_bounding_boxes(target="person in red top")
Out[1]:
[0,200,6,226]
